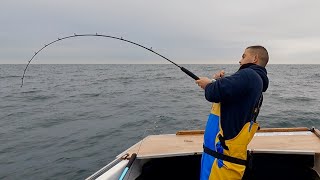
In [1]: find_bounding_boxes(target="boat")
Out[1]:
[86,127,320,180]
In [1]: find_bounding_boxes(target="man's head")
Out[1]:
[239,45,269,67]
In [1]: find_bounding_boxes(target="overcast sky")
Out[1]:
[1,0,320,64]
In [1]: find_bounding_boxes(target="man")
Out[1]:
[196,46,269,180]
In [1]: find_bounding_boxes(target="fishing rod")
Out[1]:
[21,33,199,87]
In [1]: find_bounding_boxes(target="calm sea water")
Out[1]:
[1,64,320,180]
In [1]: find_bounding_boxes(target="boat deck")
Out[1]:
[120,127,320,159]
[114,127,320,179]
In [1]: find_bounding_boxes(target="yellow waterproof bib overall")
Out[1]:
[200,103,259,180]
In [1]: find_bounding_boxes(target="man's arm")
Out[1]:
[195,70,225,89]
[204,70,250,103]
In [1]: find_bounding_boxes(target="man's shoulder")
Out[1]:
[238,67,255,73]
[238,67,261,77]
[232,68,262,84]
[233,68,255,78]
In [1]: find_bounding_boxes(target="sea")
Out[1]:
[1,64,320,180]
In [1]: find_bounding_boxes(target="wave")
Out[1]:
[21,90,43,94]
[79,93,101,97]
[0,75,22,79]
[305,73,320,79]
[276,96,315,103]
[23,95,57,101]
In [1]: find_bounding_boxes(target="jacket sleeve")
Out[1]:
[204,69,250,103]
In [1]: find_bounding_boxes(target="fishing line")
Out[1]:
[21,33,199,87]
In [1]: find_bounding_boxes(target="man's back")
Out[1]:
[204,64,269,139]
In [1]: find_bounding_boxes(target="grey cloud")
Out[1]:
[1,0,320,64]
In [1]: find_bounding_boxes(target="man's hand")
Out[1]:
[196,77,212,89]
[213,70,225,80]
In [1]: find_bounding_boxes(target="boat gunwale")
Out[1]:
[176,127,313,135]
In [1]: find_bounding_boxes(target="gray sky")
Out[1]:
[1,0,320,64]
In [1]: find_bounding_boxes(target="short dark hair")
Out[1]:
[246,45,269,67]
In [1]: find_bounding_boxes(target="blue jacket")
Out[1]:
[204,63,269,140]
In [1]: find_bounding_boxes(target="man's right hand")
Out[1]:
[213,70,225,80]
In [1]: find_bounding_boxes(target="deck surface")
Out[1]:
[122,129,320,159]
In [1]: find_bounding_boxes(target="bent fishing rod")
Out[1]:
[21,33,199,87]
